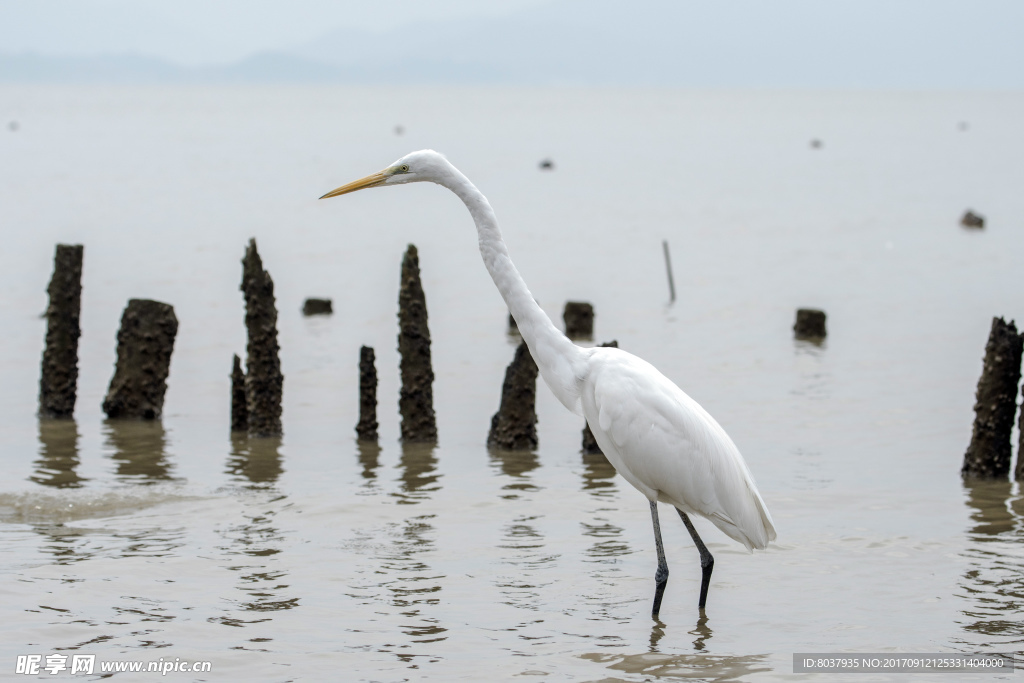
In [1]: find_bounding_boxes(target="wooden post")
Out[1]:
[356,346,379,442]
[102,299,178,419]
[662,240,676,303]
[962,317,1022,478]
[39,244,83,418]
[397,244,437,442]
[230,354,248,432]
[488,341,539,450]
[241,238,284,437]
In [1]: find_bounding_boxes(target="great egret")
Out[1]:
[321,150,776,616]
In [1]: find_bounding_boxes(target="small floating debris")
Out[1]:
[539,158,554,170]
[302,298,333,316]
[8,121,18,132]
[810,139,822,149]
[960,210,985,229]
[395,125,404,136]
[958,121,969,131]
[793,308,827,340]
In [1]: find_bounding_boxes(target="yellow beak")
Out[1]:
[319,170,389,199]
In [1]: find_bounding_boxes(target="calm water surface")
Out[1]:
[0,86,1022,681]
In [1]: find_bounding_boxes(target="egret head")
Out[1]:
[320,149,449,199]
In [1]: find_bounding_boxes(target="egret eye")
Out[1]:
[400,164,410,172]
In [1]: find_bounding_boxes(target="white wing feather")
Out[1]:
[582,348,776,551]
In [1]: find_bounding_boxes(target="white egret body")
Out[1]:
[322,150,776,615]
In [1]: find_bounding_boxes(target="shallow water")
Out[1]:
[0,86,1022,681]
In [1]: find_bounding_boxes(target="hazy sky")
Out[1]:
[0,0,552,65]
[1,0,1021,88]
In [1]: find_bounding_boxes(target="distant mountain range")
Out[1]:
[2,0,1022,87]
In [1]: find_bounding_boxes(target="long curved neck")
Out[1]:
[438,166,587,415]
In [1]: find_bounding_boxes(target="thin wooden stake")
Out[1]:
[662,240,676,303]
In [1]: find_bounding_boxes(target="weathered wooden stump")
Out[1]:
[302,298,333,316]
[582,341,619,454]
[563,301,594,339]
[488,341,539,450]
[230,354,248,432]
[1017,409,1024,481]
[794,308,827,339]
[39,244,83,418]
[356,346,379,442]
[962,317,1022,478]
[398,244,437,443]
[102,299,178,420]
[241,238,284,437]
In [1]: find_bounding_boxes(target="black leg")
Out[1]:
[677,508,714,608]
[649,500,669,619]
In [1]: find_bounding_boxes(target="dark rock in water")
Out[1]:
[241,238,283,437]
[582,341,618,454]
[230,354,248,433]
[488,341,539,450]
[960,210,985,229]
[963,317,1022,479]
[102,299,178,420]
[539,158,554,170]
[398,244,437,443]
[302,298,333,316]
[563,301,594,339]
[794,308,827,339]
[356,346,379,442]
[39,244,83,418]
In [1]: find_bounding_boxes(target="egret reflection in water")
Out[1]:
[33,419,85,488]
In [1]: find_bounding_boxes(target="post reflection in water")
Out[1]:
[379,513,448,652]
[489,447,540,498]
[581,450,616,492]
[578,448,633,625]
[373,443,447,656]
[213,505,297,629]
[958,479,1024,651]
[103,419,174,483]
[393,442,440,504]
[356,440,382,484]
[227,434,284,485]
[33,419,85,488]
